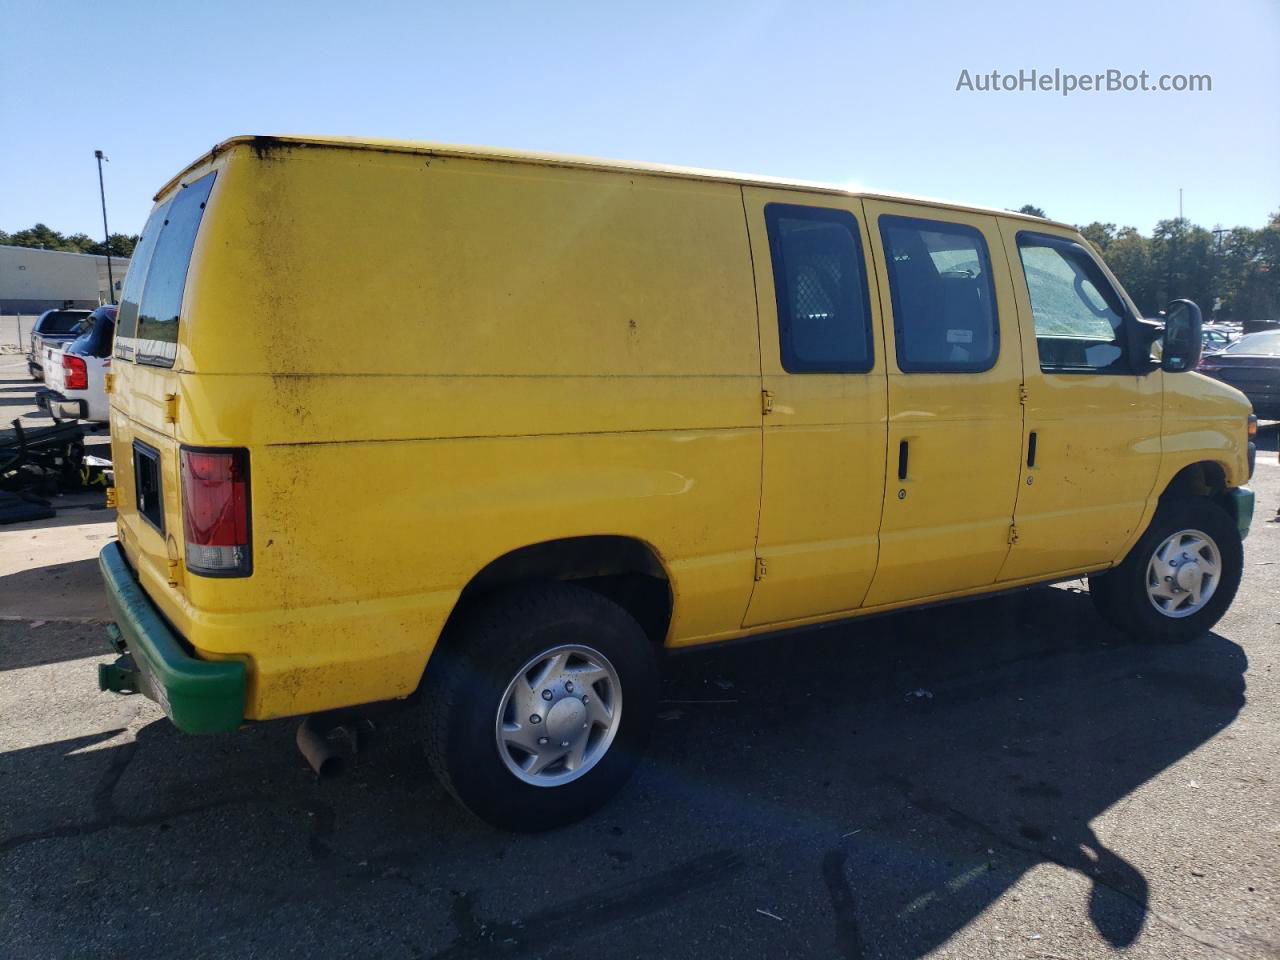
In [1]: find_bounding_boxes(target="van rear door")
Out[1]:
[109,172,217,592]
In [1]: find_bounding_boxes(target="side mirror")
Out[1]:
[1161,299,1202,372]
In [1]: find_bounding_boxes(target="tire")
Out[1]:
[29,363,41,381]
[419,583,660,832]
[1088,496,1243,643]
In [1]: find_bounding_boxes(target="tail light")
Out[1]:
[179,447,252,576]
[63,354,87,390]
[1247,414,1258,439]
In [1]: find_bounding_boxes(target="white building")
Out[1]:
[0,246,130,313]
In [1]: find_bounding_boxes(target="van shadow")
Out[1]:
[0,585,1247,959]
[649,585,1248,957]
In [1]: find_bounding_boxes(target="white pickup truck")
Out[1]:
[37,305,116,424]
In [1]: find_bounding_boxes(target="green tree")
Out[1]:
[1227,211,1280,323]
[1149,218,1216,311]
[1105,227,1157,314]
[1015,204,1046,218]
[7,222,68,250]
[90,233,139,258]
[1078,221,1117,255]
[63,232,98,254]
[1,224,138,258]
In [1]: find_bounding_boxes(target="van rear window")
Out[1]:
[114,202,170,361]
[128,171,216,367]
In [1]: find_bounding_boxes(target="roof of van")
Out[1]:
[172,134,1075,231]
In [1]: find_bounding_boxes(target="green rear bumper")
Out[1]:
[1225,486,1255,541]
[97,542,246,733]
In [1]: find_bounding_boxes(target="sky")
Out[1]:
[2,0,1277,238]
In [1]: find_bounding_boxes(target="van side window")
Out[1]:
[135,172,217,367]
[1016,233,1130,373]
[764,204,874,373]
[879,216,999,373]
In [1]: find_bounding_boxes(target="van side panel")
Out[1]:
[165,145,763,719]
[1159,374,1251,490]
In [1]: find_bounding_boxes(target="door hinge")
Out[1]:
[103,372,115,395]
[163,392,179,423]
[1018,384,1029,405]
[754,556,768,581]
[1008,523,1020,545]
[761,389,774,416]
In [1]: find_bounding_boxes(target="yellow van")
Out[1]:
[98,135,1257,830]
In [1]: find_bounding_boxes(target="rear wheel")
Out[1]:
[1089,496,1242,643]
[420,583,660,831]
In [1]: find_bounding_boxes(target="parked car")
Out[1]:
[36,305,116,423]
[1242,319,1280,335]
[1202,326,1235,354]
[1198,330,1280,420]
[96,135,1256,831]
[27,308,91,380]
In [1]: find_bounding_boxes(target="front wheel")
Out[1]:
[419,583,660,831]
[1089,496,1243,643]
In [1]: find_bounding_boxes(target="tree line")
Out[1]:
[5,208,1279,324]
[1,223,138,258]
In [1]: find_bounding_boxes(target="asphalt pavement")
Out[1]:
[1,359,1278,960]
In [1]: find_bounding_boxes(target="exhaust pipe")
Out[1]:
[296,716,346,778]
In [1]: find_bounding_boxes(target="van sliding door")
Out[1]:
[740,188,889,627]
[859,200,1026,606]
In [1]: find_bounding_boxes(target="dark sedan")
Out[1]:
[1198,330,1280,420]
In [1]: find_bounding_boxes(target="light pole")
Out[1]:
[94,150,115,303]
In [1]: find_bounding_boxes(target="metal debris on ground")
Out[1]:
[1,417,86,495]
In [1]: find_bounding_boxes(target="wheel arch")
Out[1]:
[1160,460,1229,500]
[442,535,675,649]
[1114,458,1239,563]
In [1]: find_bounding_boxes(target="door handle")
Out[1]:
[1027,431,1037,468]
[898,439,909,480]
